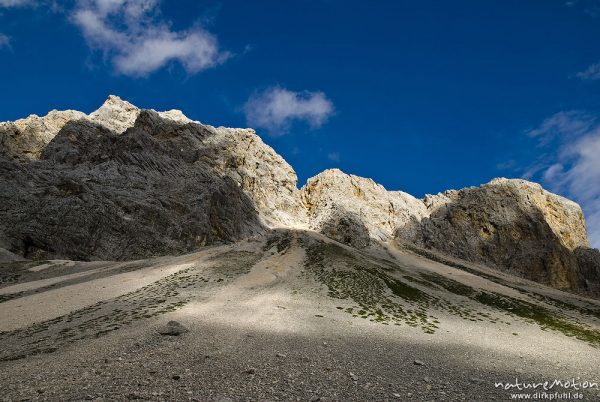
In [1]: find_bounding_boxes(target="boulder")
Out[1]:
[157,321,189,336]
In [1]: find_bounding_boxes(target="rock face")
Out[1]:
[0,96,598,295]
[0,110,87,160]
[0,97,303,260]
[396,178,591,290]
[313,205,371,249]
[201,126,307,230]
[574,248,600,295]
[1,115,263,260]
[0,96,194,161]
[301,169,427,242]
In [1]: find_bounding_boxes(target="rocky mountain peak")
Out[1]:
[0,109,87,160]
[88,95,140,134]
[0,96,199,162]
[0,96,598,296]
[301,168,427,242]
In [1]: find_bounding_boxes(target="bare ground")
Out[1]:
[1,230,599,401]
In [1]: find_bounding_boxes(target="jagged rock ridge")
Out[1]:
[0,96,598,295]
[0,97,303,260]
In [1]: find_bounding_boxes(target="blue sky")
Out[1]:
[2,0,600,246]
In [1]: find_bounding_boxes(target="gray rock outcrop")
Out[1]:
[158,321,189,336]
[0,97,305,260]
[313,204,371,248]
[1,96,598,296]
[574,247,600,295]
[0,109,87,160]
[1,112,264,260]
[395,178,591,290]
[301,168,427,241]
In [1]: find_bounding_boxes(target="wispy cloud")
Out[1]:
[0,33,10,49]
[243,86,334,135]
[0,0,34,6]
[526,110,596,143]
[565,0,600,17]
[576,62,600,80]
[327,152,340,162]
[526,111,600,248]
[0,0,36,40]
[71,0,230,77]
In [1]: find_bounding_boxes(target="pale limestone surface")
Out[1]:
[398,178,595,292]
[301,168,427,241]
[0,230,599,401]
[0,96,598,294]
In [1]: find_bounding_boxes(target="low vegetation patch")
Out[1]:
[303,239,600,346]
[303,240,451,334]
[0,250,262,361]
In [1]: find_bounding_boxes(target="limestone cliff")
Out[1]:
[396,178,591,290]
[0,96,598,295]
[0,109,86,160]
[0,97,304,260]
[0,95,195,161]
[300,169,427,244]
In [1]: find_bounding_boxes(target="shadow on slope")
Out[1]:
[397,184,599,297]
[0,111,265,261]
[1,229,600,365]
[301,235,600,347]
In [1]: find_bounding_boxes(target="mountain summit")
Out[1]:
[1,97,600,401]
[0,96,599,296]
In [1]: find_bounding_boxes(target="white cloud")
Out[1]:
[0,33,10,49]
[526,111,595,143]
[0,0,34,6]
[576,62,600,80]
[243,86,334,135]
[71,0,229,77]
[527,111,600,248]
[327,152,340,162]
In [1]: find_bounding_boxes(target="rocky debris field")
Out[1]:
[1,96,600,400]
[1,230,599,401]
